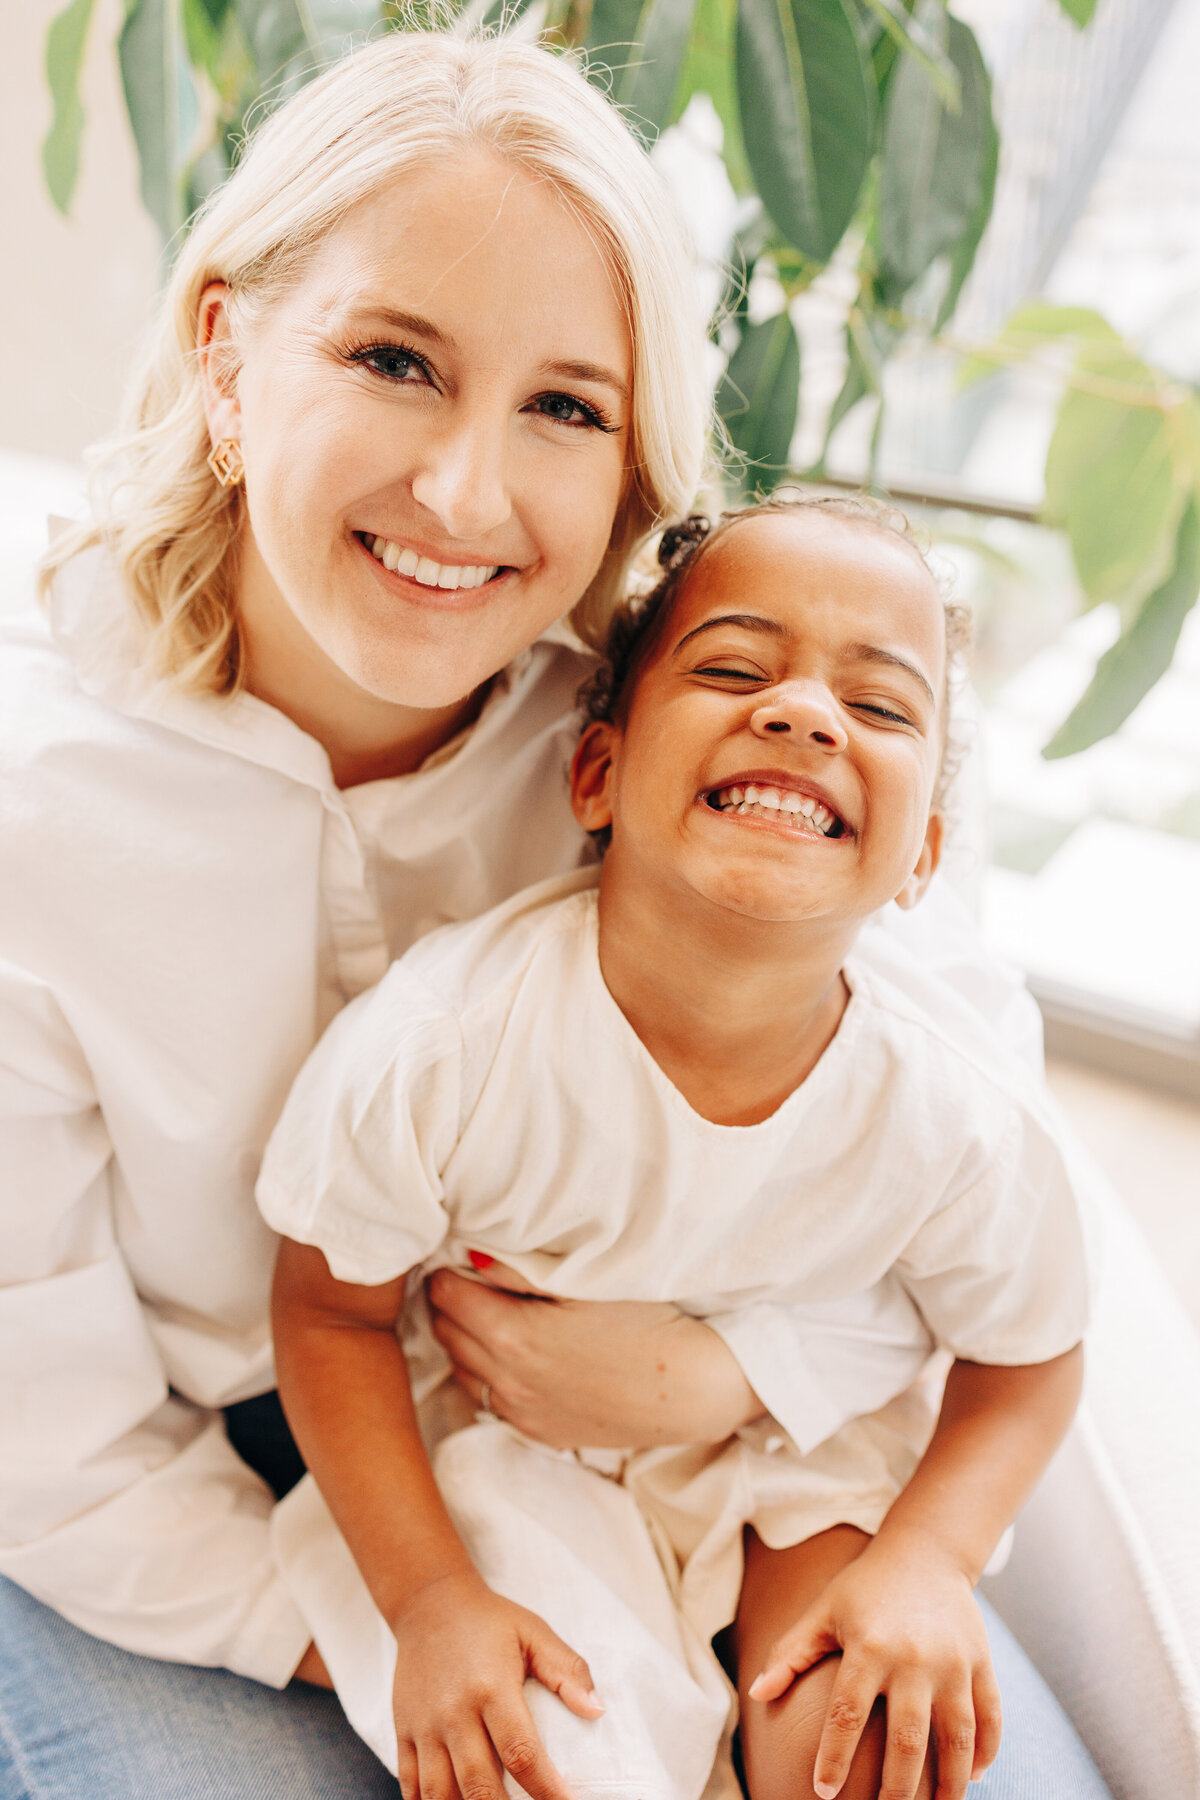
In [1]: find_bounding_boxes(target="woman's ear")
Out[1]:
[894,810,944,911]
[570,721,620,834]
[196,281,242,450]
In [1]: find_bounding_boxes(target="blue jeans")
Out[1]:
[0,1396,1113,1799]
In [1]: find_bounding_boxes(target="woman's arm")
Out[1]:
[0,963,310,1687]
[748,1346,1085,1800]
[425,1260,766,1447]
[272,1238,602,1800]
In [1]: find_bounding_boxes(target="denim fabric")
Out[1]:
[0,1575,1115,1800]
[0,1577,399,1800]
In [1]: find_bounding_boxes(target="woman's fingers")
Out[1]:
[930,1683,977,1800]
[810,1651,884,1800]
[875,1674,933,1800]
[464,1256,547,1297]
[969,1659,1003,1777]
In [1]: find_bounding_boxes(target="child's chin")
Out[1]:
[698,871,832,925]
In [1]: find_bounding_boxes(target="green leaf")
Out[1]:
[119,0,201,243]
[858,0,960,110]
[1044,497,1200,757]
[1055,0,1097,25]
[584,0,697,137]
[716,309,801,494]
[674,0,752,186]
[42,0,98,216]
[1045,380,1184,614]
[956,302,1122,390]
[876,2,996,312]
[735,0,875,263]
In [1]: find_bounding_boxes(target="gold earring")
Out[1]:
[207,438,245,487]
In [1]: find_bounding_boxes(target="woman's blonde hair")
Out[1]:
[43,28,710,693]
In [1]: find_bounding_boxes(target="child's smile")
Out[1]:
[703,772,847,839]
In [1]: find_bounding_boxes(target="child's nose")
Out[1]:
[750,683,848,750]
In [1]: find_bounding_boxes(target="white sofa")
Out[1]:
[983,1162,1200,1797]
[4,447,1198,1798]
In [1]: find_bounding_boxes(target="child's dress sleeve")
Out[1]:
[256,963,464,1285]
[895,1100,1095,1365]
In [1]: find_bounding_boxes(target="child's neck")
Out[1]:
[595,863,857,1128]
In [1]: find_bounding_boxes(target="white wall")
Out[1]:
[2,0,158,462]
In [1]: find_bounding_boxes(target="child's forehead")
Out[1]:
[667,511,945,660]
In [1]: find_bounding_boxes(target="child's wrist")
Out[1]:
[866,1516,985,1587]
[384,1559,484,1638]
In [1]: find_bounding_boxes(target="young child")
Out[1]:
[258,499,1090,1800]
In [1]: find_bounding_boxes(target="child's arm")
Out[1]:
[271,1237,604,1800]
[747,1345,1084,1800]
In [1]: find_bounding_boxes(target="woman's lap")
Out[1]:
[0,1580,1112,1800]
[0,1578,398,1800]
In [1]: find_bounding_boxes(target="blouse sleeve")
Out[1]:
[896,1102,1095,1365]
[256,963,465,1286]
[0,959,310,1687]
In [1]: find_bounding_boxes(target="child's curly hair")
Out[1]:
[578,494,971,849]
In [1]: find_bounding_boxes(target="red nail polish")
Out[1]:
[468,1250,494,1270]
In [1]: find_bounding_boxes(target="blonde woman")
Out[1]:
[0,30,1109,1800]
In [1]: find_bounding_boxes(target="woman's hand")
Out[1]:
[391,1570,603,1800]
[747,1529,1002,1800]
[426,1259,763,1448]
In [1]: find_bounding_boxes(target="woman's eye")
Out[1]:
[531,392,616,433]
[352,344,432,385]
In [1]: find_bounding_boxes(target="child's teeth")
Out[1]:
[782,792,802,814]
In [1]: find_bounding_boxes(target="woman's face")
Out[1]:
[201,148,632,711]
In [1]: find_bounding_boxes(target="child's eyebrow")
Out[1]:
[846,643,936,708]
[673,613,789,652]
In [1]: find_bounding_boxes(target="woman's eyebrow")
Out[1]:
[673,613,788,652]
[541,358,630,405]
[352,306,455,348]
[846,642,936,706]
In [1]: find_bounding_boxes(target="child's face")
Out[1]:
[572,512,947,928]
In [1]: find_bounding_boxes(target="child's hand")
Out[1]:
[391,1570,604,1800]
[746,1530,1002,1800]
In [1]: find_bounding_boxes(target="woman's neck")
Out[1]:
[235,545,484,788]
[595,865,854,1128]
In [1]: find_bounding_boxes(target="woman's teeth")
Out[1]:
[708,783,844,837]
[364,534,499,590]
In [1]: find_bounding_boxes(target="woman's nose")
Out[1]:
[409,416,512,542]
[750,683,848,750]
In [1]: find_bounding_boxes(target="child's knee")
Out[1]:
[740,1658,932,1800]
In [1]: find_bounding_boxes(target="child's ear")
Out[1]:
[570,721,620,834]
[894,811,944,911]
